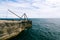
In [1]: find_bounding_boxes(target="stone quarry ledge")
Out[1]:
[0,20,23,23]
[0,20,32,40]
[0,28,24,40]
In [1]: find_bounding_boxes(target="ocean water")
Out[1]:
[1,18,60,40]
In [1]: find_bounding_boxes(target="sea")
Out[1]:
[0,18,60,40]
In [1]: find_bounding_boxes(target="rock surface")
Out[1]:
[0,20,32,40]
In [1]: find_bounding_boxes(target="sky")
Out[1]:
[0,0,60,18]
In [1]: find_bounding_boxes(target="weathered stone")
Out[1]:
[0,20,32,40]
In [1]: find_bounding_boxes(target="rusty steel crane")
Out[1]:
[8,9,27,20]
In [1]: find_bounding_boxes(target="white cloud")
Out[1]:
[7,2,31,8]
[0,0,60,18]
[46,0,60,3]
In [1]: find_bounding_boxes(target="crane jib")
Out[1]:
[8,9,21,18]
[8,9,28,20]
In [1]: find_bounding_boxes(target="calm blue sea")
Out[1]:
[1,18,60,40]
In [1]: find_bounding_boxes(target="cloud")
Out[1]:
[8,2,31,8]
[0,0,60,18]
